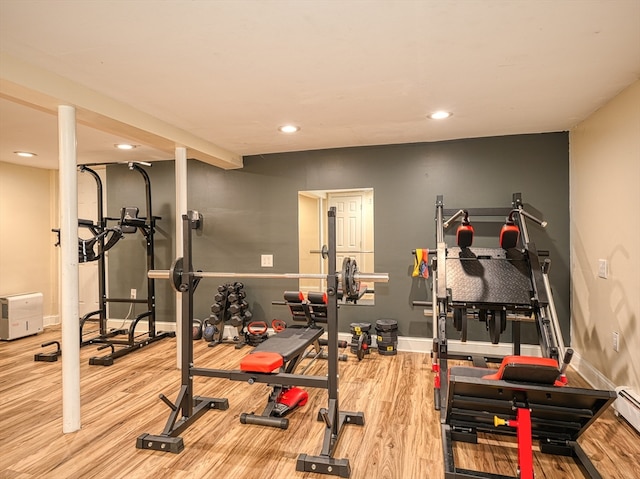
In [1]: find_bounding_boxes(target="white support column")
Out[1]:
[175,147,188,369]
[58,105,81,432]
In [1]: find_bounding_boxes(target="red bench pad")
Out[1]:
[240,351,284,373]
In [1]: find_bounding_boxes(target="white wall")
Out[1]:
[569,80,640,392]
[0,161,59,321]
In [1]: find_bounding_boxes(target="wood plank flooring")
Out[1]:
[1,326,638,479]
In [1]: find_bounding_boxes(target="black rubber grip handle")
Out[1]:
[239,413,289,429]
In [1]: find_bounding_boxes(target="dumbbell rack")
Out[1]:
[208,282,253,348]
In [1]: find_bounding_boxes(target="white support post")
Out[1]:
[175,147,188,369]
[58,105,81,433]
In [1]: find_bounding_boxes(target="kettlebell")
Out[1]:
[203,318,216,342]
[192,319,203,340]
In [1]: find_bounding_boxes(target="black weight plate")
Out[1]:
[376,333,398,343]
[461,312,468,342]
[375,319,398,332]
[378,348,398,356]
[170,257,184,292]
[488,311,501,344]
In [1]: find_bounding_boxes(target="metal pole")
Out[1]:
[182,214,195,417]
[326,207,339,436]
[59,105,81,433]
[175,147,187,369]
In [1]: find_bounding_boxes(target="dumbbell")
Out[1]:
[214,291,228,303]
[228,290,246,303]
[211,302,225,314]
[228,301,248,315]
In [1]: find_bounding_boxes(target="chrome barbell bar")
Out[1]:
[148,269,388,282]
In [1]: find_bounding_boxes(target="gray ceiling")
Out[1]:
[1,0,639,170]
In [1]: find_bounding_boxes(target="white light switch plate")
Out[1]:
[598,259,608,279]
[261,254,273,267]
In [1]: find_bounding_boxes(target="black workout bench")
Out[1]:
[238,291,328,428]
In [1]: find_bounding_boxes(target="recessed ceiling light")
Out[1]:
[14,151,37,157]
[115,143,137,150]
[428,111,452,120]
[278,125,300,133]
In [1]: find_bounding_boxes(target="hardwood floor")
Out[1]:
[0,326,637,479]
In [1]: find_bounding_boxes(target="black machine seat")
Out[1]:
[241,291,327,373]
[250,326,324,364]
[237,291,328,430]
[283,290,328,325]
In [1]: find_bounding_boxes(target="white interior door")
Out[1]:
[328,193,363,276]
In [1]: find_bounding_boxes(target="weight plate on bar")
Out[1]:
[170,257,184,292]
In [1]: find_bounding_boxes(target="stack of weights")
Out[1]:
[209,282,253,344]
[375,319,398,356]
[350,322,372,356]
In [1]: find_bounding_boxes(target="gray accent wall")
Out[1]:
[108,133,569,345]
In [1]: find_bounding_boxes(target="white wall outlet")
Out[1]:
[261,254,273,268]
[598,259,608,279]
[130,288,137,299]
[613,331,619,352]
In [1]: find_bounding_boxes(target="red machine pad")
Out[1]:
[240,351,284,373]
[277,387,309,408]
[500,223,520,249]
[457,224,474,248]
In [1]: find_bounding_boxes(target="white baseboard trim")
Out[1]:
[338,332,542,357]
[44,315,60,327]
[569,349,616,390]
[106,319,177,333]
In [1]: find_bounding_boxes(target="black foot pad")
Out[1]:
[136,433,184,453]
[296,454,351,477]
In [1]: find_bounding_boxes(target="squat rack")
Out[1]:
[136,207,389,478]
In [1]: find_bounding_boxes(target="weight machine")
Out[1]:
[421,193,616,479]
[424,193,570,413]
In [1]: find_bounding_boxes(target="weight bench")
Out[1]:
[238,291,328,429]
[443,356,617,479]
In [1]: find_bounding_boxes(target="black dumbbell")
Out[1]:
[214,292,227,303]
[228,301,248,315]
[228,290,246,303]
[211,302,225,314]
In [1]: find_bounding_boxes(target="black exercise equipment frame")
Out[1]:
[77,165,125,346]
[78,163,175,365]
[430,193,568,415]
[442,371,616,479]
[136,208,364,478]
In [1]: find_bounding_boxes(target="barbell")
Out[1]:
[149,256,389,293]
[309,245,374,258]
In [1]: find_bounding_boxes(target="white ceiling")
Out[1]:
[1,0,639,170]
